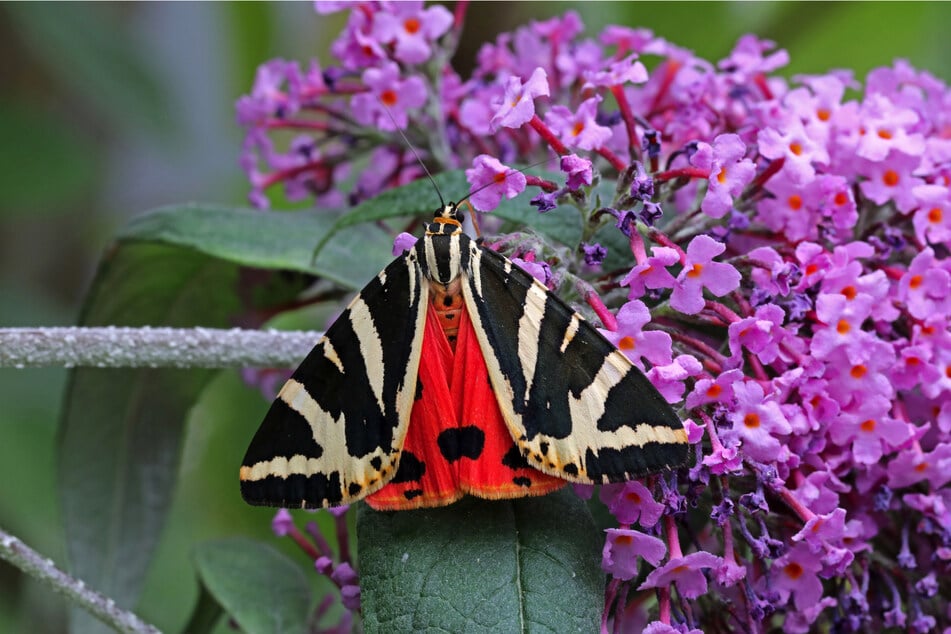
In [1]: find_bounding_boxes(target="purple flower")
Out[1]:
[545,96,613,150]
[371,1,453,65]
[584,53,648,88]
[271,508,294,536]
[770,544,822,610]
[560,153,593,189]
[728,381,791,463]
[600,300,673,370]
[602,528,666,580]
[686,368,743,409]
[898,248,951,320]
[603,481,666,527]
[621,246,678,299]
[727,303,786,365]
[670,235,741,315]
[530,190,558,212]
[581,242,606,266]
[491,67,550,130]
[637,551,722,599]
[351,62,427,131]
[690,133,756,219]
[464,154,527,211]
[757,117,829,186]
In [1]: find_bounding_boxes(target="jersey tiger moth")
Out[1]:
[240,198,689,511]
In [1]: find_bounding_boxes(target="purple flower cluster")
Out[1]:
[238,2,951,631]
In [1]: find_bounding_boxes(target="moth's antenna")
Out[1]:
[380,103,446,209]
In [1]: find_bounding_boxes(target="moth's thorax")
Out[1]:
[419,221,469,286]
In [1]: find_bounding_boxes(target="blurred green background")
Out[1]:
[0,2,948,632]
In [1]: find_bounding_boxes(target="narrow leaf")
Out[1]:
[358,489,604,633]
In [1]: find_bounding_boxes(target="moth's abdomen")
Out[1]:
[430,277,464,349]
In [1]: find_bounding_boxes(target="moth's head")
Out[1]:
[433,202,464,225]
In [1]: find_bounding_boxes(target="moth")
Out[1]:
[240,195,688,511]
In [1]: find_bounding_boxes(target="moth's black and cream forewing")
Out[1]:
[240,203,688,509]
[240,248,428,509]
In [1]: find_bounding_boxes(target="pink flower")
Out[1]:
[670,235,741,315]
[491,67,550,130]
[621,246,678,299]
[464,154,527,211]
[351,62,427,131]
[691,133,756,219]
[544,96,613,150]
[770,543,824,612]
[372,1,453,65]
[600,300,673,370]
[602,528,667,581]
[638,551,722,599]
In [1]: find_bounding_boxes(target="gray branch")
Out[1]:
[0,327,324,369]
[0,526,161,634]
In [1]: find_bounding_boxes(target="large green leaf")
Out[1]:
[120,204,395,289]
[358,489,605,633]
[194,538,314,634]
[58,203,391,633]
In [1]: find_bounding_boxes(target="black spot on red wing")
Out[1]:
[502,445,530,470]
[444,313,455,320]
[443,295,454,307]
[404,489,424,500]
[370,456,383,470]
[437,426,486,462]
[513,477,532,487]
[390,451,425,483]
[415,379,424,401]
[348,482,362,496]
[563,463,578,476]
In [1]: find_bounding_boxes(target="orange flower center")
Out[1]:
[836,319,851,334]
[706,384,723,398]
[859,419,876,433]
[572,121,585,137]
[380,89,398,106]
[841,286,857,300]
[877,128,893,140]
[788,194,803,211]
[717,168,728,184]
[743,413,761,428]
[850,364,867,379]
[928,207,943,224]
[493,171,508,184]
[687,263,704,278]
[403,17,421,34]
[805,263,819,276]
[624,491,642,503]
[615,534,633,545]
[833,191,849,206]
[784,562,804,579]
[816,108,831,122]
[882,170,900,187]
[789,141,803,156]
[909,274,923,289]
[618,336,635,350]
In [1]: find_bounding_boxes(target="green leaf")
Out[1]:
[120,204,395,290]
[194,538,314,634]
[358,489,604,633]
